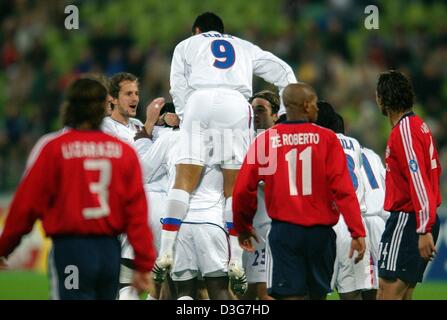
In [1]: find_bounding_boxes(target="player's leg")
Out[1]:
[378,212,418,300]
[195,223,233,300]
[118,258,139,300]
[97,237,121,300]
[379,278,409,299]
[222,168,246,286]
[171,223,200,299]
[361,289,378,300]
[175,276,199,300]
[307,226,337,300]
[267,220,307,300]
[332,218,362,300]
[49,236,101,300]
[155,91,210,277]
[205,276,232,300]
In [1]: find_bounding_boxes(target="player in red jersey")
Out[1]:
[376,70,441,300]
[232,83,366,300]
[0,78,156,299]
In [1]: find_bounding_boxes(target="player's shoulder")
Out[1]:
[129,117,144,127]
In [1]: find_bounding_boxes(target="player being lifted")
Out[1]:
[154,11,297,289]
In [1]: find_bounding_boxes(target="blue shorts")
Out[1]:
[378,212,440,285]
[267,220,336,298]
[49,235,121,300]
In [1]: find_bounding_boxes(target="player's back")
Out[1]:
[32,129,145,236]
[361,147,387,216]
[255,122,355,227]
[385,113,442,213]
[177,32,256,96]
[336,133,367,214]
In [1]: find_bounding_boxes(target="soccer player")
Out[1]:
[100,72,165,300]
[316,102,375,300]
[239,90,280,300]
[157,11,298,289]
[375,70,441,300]
[361,146,389,299]
[233,83,366,300]
[136,122,232,300]
[0,78,156,299]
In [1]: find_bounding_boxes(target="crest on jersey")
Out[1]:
[409,159,418,172]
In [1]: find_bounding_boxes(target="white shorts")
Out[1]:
[177,88,253,169]
[331,216,377,293]
[244,222,271,284]
[171,222,229,281]
[147,190,167,254]
[364,215,385,286]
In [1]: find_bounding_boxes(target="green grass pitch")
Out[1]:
[0,271,447,300]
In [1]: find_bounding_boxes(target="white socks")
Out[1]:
[159,189,190,258]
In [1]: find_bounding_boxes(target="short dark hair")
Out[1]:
[315,101,345,134]
[249,90,280,115]
[192,12,224,34]
[62,78,107,129]
[160,102,176,115]
[377,70,414,113]
[109,72,138,99]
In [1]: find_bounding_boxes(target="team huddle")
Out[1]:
[0,12,442,300]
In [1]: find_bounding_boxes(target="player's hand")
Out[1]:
[349,237,366,264]
[418,233,436,261]
[145,97,165,127]
[132,271,155,294]
[238,230,259,253]
[0,257,8,270]
[163,113,180,127]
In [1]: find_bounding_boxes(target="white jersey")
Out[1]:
[170,31,297,118]
[361,147,389,219]
[101,116,143,145]
[135,130,225,225]
[336,133,367,214]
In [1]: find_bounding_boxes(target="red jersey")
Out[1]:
[233,121,366,238]
[384,112,442,233]
[0,129,156,272]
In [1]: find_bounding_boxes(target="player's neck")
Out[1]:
[389,109,412,127]
[111,111,129,126]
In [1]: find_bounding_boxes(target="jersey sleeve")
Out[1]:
[250,44,297,116]
[232,136,263,234]
[122,147,156,272]
[0,139,53,257]
[135,135,168,183]
[326,135,366,238]
[397,119,437,234]
[169,41,188,120]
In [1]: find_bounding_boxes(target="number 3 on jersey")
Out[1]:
[211,40,235,69]
[83,159,111,219]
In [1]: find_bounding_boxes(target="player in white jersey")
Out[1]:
[360,147,389,298]
[100,72,166,300]
[156,12,297,292]
[316,102,375,300]
[238,91,279,300]
[136,124,234,300]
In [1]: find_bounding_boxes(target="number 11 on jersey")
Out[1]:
[285,147,312,196]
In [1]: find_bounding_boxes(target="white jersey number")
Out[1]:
[82,159,111,219]
[285,147,312,196]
